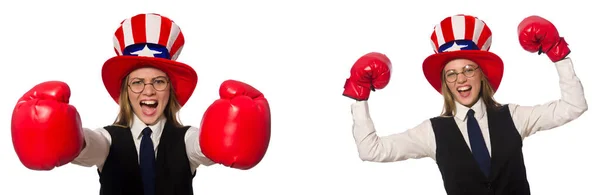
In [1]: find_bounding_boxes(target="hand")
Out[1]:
[200,80,271,170]
[342,52,392,100]
[518,15,570,62]
[11,81,84,170]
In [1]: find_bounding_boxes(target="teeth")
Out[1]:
[141,100,157,105]
[458,86,471,92]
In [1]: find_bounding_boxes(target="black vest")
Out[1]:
[98,122,196,195]
[430,105,530,195]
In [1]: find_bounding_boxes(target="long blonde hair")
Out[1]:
[112,75,184,128]
[440,69,502,117]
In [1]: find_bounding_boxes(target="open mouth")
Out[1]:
[140,100,158,108]
[140,100,158,116]
[457,86,472,98]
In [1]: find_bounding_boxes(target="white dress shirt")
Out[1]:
[351,57,588,162]
[71,114,215,173]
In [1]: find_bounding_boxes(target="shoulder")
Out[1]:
[428,115,453,122]
[406,119,436,146]
[81,126,113,143]
[495,103,511,111]
[175,124,193,132]
[427,115,449,126]
[180,125,197,137]
[102,124,129,134]
[403,119,435,135]
[102,124,128,130]
[181,126,201,142]
[504,103,519,114]
[184,126,198,133]
[484,103,516,119]
[416,119,434,130]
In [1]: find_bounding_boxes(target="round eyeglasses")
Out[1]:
[444,65,480,83]
[128,77,170,93]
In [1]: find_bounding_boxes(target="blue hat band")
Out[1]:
[438,40,480,53]
[122,43,171,60]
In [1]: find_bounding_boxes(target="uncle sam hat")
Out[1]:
[102,13,198,106]
[422,14,504,94]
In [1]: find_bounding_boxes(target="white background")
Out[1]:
[1,0,598,194]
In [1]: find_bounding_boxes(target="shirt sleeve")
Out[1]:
[71,127,111,169]
[352,101,435,162]
[509,57,588,139]
[185,126,216,171]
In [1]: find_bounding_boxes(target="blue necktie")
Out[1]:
[140,127,155,195]
[467,109,491,177]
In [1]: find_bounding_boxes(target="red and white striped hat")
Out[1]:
[422,14,504,94]
[102,13,197,106]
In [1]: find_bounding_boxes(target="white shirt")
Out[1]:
[351,57,588,162]
[71,114,215,173]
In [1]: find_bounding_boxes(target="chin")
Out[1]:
[454,94,477,107]
[458,100,475,107]
[141,117,160,125]
[134,108,163,125]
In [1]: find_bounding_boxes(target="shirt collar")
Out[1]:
[454,98,486,122]
[131,114,166,140]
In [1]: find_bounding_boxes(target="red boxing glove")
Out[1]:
[343,52,392,100]
[200,80,271,170]
[11,81,84,171]
[518,15,570,62]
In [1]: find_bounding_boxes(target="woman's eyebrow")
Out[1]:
[130,76,167,81]
[445,65,477,73]
[129,77,143,82]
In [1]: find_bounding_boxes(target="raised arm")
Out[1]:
[342,52,434,162]
[352,101,434,162]
[510,58,587,138]
[512,16,588,138]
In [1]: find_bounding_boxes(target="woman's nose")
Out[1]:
[456,74,467,83]
[142,84,156,95]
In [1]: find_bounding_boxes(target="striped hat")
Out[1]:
[422,14,504,94]
[102,13,197,106]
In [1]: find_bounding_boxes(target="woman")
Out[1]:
[342,15,587,194]
[11,13,271,195]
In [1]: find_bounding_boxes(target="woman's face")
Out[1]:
[443,59,482,107]
[126,67,170,125]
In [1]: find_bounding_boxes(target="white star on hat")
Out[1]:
[443,42,468,52]
[131,45,162,57]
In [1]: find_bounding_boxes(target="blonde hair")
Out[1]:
[113,75,184,128]
[440,67,502,117]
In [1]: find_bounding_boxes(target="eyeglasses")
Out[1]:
[128,77,170,93]
[444,65,480,83]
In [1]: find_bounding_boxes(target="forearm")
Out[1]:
[537,58,587,129]
[185,128,216,170]
[71,128,110,167]
[555,58,588,115]
[352,107,383,161]
[352,101,430,162]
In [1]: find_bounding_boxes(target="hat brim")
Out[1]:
[422,50,504,94]
[102,55,198,106]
